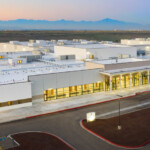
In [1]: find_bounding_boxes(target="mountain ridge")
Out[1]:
[0,18,149,30]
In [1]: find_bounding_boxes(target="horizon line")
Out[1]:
[0,18,141,24]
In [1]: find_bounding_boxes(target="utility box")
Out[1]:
[8,58,27,65]
[19,55,41,62]
[118,54,130,59]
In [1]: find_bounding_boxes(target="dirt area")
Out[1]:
[82,108,150,147]
[7,132,73,150]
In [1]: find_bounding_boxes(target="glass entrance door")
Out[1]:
[122,74,130,88]
[132,73,139,87]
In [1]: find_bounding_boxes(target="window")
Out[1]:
[57,88,65,99]
[44,82,104,101]
[17,60,22,64]
[112,76,120,90]
[64,87,69,98]
[89,84,94,93]
[132,73,139,87]
[44,89,56,101]
[105,78,110,91]
[70,86,78,97]
[66,56,69,60]
[0,99,32,107]
[141,72,148,85]
[90,55,94,59]
[122,74,130,88]
[0,56,4,59]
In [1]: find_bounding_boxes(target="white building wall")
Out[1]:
[54,45,137,60]
[0,82,32,103]
[0,43,35,52]
[29,69,103,96]
[121,39,150,46]
[54,46,87,60]
[87,47,137,59]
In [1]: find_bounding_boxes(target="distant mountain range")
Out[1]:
[0,18,149,30]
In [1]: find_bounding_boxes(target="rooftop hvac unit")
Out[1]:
[57,42,64,46]
[58,55,75,60]
[32,50,42,55]
[51,40,56,43]
[118,54,130,59]
[29,40,35,43]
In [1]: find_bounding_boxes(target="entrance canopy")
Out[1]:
[100,65,150,76]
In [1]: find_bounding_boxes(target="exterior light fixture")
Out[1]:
[117,95,123,130]
[86,112,96,122]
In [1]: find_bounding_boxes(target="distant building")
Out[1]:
[121,38,150,56]
[54,43,137,60]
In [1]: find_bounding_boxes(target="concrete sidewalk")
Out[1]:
[0,84,150,124]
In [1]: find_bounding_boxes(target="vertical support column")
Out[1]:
[139,72,141,86]
[69,87,70,97]
[148,71,149,84]
[56,89,58,99]
[110,75,112,91]
[130,73,132,88]
[120,74,122,90]
[103,81,105,92]
[93,83,94,93]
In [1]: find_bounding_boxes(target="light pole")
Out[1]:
[117,95,123,130]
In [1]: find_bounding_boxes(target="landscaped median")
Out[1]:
[81,108,150,149]
[7,132,74,150]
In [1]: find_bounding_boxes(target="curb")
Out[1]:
[26,94,136,119]
[136,89,150,95]
[8,131,75,150]
[80,119,150,149]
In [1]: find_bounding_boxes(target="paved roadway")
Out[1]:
[0,92,150,150]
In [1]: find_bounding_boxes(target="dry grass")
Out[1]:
[0,30,150,42]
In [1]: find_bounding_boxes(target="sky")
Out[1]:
[0,0,150,24]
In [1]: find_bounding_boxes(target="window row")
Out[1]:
[0,98,32,107]
[44,82,104,101]
[105,72,149,91]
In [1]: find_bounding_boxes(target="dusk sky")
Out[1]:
[1,0,150,24]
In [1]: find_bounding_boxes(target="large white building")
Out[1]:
[54,43,137,60]
[1,39,150,112]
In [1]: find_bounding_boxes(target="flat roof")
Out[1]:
[60,43,130,49]
[99,59,150,76]
[104,60,150,71]
[92,58,143,65]
[101,65,150,76]
[0,60,85,85]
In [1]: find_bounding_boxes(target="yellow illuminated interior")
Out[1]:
[44,71,150,101]
[141,72,148,85]
[112,76,120,90]
[44,82,104,101]
[132,73,139,87]
[122,74,130,88]
[17,60,22,64]
[0,56,4,59]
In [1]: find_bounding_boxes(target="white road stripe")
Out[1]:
[96,102,150,118]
